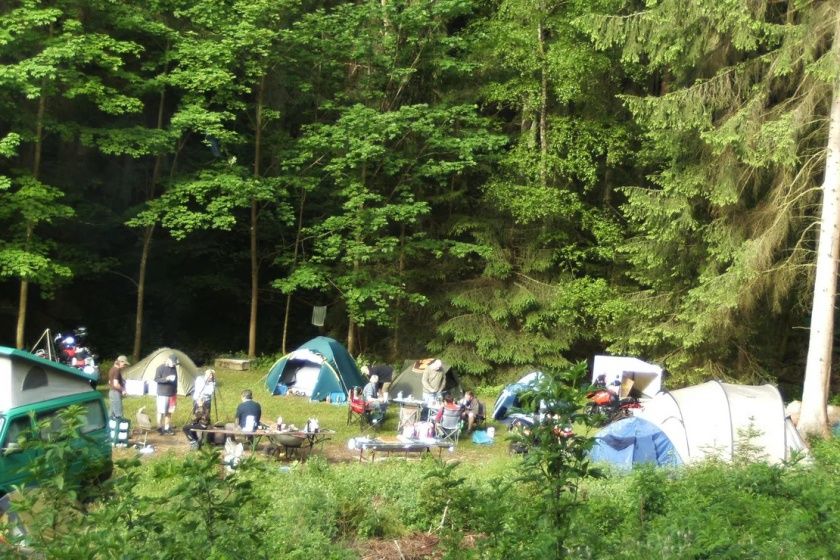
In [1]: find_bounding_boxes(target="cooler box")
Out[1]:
[109,417,131,446]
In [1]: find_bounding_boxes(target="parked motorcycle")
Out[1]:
[53,327,100,377]
[585,385,640,425]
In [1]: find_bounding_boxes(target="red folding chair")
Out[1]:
[347,387,370,428]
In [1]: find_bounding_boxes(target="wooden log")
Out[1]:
[214,358,251,371]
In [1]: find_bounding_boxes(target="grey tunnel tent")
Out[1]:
[636,380,808,464]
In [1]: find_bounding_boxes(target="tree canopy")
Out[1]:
[1,0,838,428]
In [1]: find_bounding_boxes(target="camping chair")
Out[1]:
[436,406,463,445]
[347,387,371,429]
[134,406,153,448]
[397,402,422,433]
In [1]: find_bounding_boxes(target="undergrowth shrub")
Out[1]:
[10,410,840,558]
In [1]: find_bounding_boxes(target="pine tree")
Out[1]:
[586,1,840,433]
[432,0,632,379]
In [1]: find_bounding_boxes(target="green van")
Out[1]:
[0,347,112,498]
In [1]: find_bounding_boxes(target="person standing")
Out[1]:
[154,354,179,435]
[108,355,130,418]
[422,359,446,402]
[193,368,216,417]
[235,389,262,431]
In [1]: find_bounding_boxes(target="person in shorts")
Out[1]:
[154,354,179,435]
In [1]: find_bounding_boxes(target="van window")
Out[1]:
[1,416,32,450]
[36,400,107,441]
[22,366,48,390]
[81,400,107,433]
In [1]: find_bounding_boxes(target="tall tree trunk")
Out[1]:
[282,188,307,354]
[537,17,548,189]
[248,76,266,358]
[132,224,154,362]
[16,85,47,348]
[347,255,361,355]
[799,17,840,439]
[347,316,357,356]
[391,223,406,358]
[15,227,33,349]
[132,81,168,362]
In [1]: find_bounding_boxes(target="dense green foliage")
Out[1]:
[0,0,836,391]
[6,395,840,558]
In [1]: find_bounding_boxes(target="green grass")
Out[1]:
[111,364,514,465]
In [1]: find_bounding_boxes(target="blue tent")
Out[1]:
[492,371,542,420]
[265,337,364,401]
[589,416,682,470]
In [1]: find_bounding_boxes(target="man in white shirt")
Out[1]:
[193,368,216,416]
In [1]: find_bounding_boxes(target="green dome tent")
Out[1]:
[389,358,463,400]
[123,347,200,396]
[265,337,363,401]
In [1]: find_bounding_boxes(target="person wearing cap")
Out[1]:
[154,354,179,435]
[422,359,445,402]
[108,355,130,418]
[193,368,216,417]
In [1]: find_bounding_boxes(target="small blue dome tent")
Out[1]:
[265,337,364,401]
[589,416,682,470]
[492,371,543,420]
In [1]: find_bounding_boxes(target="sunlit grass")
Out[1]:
[110,363,515,468]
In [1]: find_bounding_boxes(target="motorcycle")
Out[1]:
[53,327,100,377]
[585,382,641,425]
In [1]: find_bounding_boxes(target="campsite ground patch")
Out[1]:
[110,363,511,465]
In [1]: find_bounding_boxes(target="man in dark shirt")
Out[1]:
[235,389,262,431]
[154,354,179,435]
[108,355,130,418]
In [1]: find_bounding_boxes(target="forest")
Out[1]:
[1,0,837,396]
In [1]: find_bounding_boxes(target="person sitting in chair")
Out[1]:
[235,389,262,432]
[434,394,461,424]
[460,391,485,432]
[362,375,386,424]
[183,399,211,449]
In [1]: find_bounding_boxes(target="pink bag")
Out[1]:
[415,421,434,438]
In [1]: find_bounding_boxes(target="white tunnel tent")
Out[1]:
[636,380,807,464]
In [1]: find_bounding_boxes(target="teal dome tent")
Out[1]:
[265,337,364,401]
